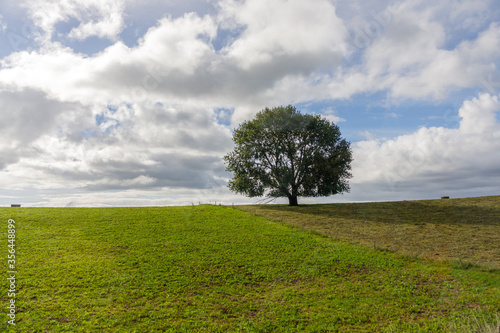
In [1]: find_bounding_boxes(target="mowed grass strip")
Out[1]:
[0,205,498,332]
[238,196,500,269]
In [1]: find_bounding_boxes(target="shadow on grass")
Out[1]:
[255,199,500,226]
[238,197,500,269]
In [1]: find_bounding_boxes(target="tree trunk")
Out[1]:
[288,195,298,206]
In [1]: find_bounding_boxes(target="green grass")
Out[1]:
[239,196,500,270]
[0,202,498,332]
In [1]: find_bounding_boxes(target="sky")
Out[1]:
[0,0,499,207]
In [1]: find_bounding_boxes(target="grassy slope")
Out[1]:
[239,196,500,269]
[0,204,497,332]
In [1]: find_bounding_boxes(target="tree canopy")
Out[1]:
[223,105,352,206]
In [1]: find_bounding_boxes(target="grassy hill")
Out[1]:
[0,198,499,332]
[239,196,500,270]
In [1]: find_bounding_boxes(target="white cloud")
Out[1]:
[23,0,125,42]
[0,46,94,102]
[133,13,217,75]
[386,22,500,100]
[0,5,348,126]
[359,130,376,141]
[319,3,500,102]
[351,93,500,198]
[447,0,494,32]
[0,14,6,32]
[319,107,345,124]
[6,0,497,109]
[0,89,91,168]
[261,0,500,103]
[0,12,217,104]
[219,0,347,70]
[0,96,233,198]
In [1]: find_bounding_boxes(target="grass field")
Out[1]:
[0,198,499,332]
[239,196,500,270]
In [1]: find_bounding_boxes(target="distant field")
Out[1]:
[0,204,499,332]
[239,196,500,270]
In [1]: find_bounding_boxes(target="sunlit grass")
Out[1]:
[0,203,498,332]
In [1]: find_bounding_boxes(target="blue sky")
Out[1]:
[0,0,499,206]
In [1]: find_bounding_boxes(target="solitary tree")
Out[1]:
[224,105,352,206]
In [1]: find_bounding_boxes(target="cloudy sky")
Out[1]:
[0,0,499,207]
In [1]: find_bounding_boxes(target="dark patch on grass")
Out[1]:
[238,196,500,269]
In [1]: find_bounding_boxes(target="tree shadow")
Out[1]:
[253,199,500,226]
